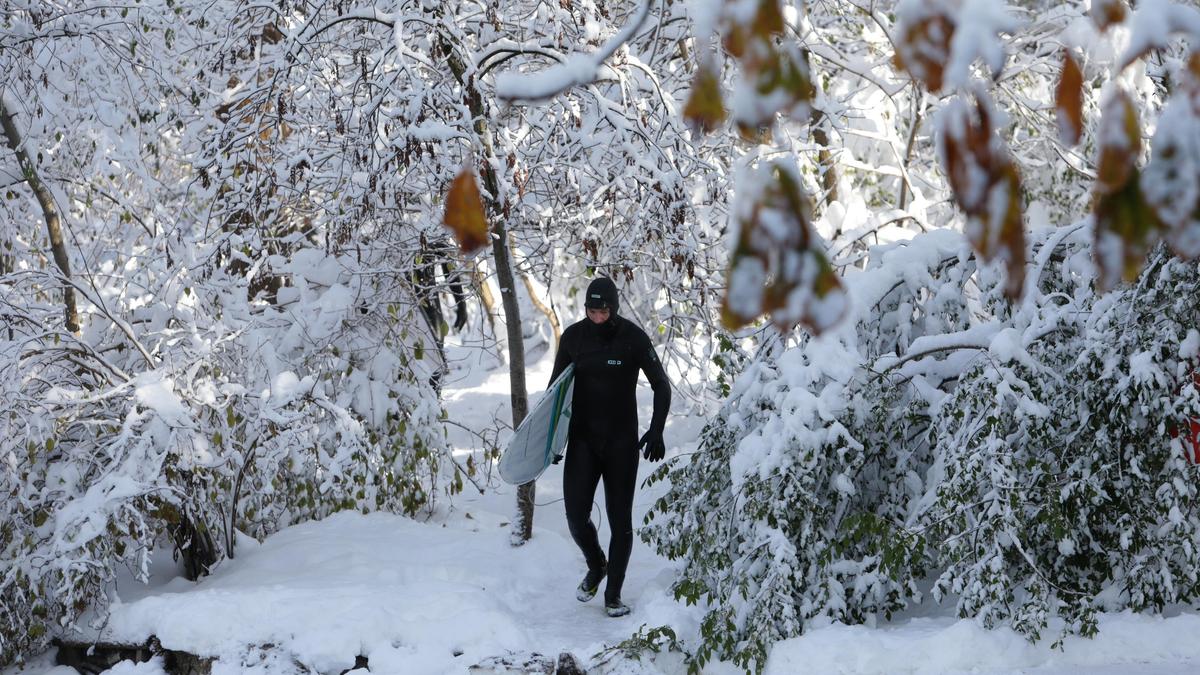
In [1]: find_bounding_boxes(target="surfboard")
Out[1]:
[498,364,575,485]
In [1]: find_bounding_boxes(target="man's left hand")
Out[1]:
[638,431,666,462]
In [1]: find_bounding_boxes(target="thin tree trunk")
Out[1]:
[492,219,535,545]
[438,31,534,544]
[898,98,924,211]
[0,91,80,333]
[1,238,11,340]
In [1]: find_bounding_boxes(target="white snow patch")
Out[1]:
[1179,330,1200,360]
[134,374,188,426]
[765,612,1200,674]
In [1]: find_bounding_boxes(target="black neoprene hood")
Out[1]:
[584,277,620,315]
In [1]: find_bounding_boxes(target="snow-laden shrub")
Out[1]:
[923,249,1200,643]
[646,225,1200,672]
[0,248,453,665]
[643,231,975,671]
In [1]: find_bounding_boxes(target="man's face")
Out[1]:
[587,307,611,324]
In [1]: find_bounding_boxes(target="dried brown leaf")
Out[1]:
[683,65,726,134]
[751,0,785,40]
[720,165,847,333]
[1091,0,1127,33]
[443,168,490,255]
[261,23,284,45]
[893,10,955,92]
[939,95,1027,299]
[996,164,1027,299]
[1055,51,1085,146]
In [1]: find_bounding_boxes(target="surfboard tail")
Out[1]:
[497,364,575,485]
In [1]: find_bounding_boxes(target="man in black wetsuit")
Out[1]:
[548,277,671,617]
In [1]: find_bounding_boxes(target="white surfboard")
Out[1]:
[498,364,575,485]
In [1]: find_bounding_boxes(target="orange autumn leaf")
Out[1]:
[1090,0,1127,33]
[993,164,1027,298]
[1055,50,1085,146]
[443,168,490,255]
[735,122,773,145]
[722,26,748,60]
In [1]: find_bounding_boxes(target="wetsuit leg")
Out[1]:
[600,438,640,604]
[563,439,606,570]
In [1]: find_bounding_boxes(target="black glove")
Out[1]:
[638,431,666,462]
[552,453,564,465]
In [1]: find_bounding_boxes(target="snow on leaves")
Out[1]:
[1086,0,1200,287]
[442,167,489,255]
[1142,57,1200,259]
[892,0,1015,94]
[692,0,813,135]
[892,1,955,92]
[721,162,846,333]
[937,93,1026,299]
[694,0,832,334]
[895,1,1025,297]
[1119,0,1200,70]
[896,0,1200,296]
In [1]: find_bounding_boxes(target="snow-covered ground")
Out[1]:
[8,342,1200,675]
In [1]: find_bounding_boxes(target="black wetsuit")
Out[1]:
[549,312,671,603]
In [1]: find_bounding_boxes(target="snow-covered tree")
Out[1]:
[0,1,455,662]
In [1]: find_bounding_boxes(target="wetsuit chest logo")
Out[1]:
[607,359,622,365]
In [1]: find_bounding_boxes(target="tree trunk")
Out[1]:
[438,30,534,544]
[0,92,80,334]
[492,220,535,545]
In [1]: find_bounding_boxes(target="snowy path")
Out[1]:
[9,346,1200,674]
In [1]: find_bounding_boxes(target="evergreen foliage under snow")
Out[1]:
[644,228,1200,672]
